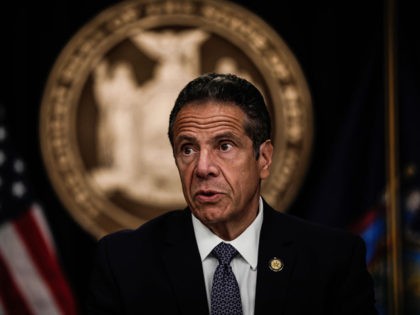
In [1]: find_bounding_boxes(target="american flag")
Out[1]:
[0,109,78,314]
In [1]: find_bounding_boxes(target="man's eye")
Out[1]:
[182,146,194,155]
[220,143,233,152]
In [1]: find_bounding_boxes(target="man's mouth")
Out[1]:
[195,190,222,202]
[199,190,216,196]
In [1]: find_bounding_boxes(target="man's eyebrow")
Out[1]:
[213,132,240,142]
[174,135,196,143]
[174,132,242,146]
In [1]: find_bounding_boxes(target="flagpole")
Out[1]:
[385,0,403,313]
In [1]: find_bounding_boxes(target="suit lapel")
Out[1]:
[161,209,209,315]
[254,203,298,315]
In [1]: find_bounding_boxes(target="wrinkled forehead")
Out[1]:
[175,100,247,121]
[173,101,248,137]
[176,100,247,121]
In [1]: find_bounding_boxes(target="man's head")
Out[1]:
[168,73,271,158]
[168,73,273,240]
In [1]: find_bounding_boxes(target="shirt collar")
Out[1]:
[192,197,264,269]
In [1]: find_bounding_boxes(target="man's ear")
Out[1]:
[258,140,273,179]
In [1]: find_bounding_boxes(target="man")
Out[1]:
[86,73,378,314]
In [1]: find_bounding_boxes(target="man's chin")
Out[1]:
[192,206,227,224]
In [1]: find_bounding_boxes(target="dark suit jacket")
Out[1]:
[86,201,378,315]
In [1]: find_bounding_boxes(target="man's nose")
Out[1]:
[195,149,218,178]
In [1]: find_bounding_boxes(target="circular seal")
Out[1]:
[269,257,284,272]
[39,0,313,239]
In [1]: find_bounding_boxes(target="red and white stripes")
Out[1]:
[0,204,78,315]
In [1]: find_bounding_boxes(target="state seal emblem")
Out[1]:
[39,0,313,238]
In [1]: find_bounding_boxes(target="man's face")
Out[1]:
[172,101,272,238]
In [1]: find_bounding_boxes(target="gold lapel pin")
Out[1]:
[269,257,284,272]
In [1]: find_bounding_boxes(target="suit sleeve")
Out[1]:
[336,235,379,315]
[84,237,123,315]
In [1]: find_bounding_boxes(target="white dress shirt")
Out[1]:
[192,197,264,315]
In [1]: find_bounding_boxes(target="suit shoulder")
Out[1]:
[97,209,187,248]
[266,207,364,249]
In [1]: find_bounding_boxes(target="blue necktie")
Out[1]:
[211,242,243,315]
